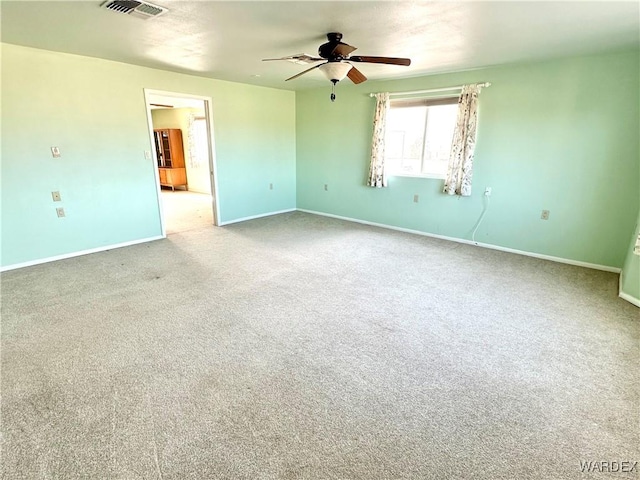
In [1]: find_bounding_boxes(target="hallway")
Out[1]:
[160,189,214,234]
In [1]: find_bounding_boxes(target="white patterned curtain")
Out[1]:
[367,93,390,188]
[444,84,481,196]
[187,113,200,168]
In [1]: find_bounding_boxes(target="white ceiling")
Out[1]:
[1,1,638,90]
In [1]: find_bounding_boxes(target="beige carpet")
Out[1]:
[160,189,214,234]
[1,212,638,479]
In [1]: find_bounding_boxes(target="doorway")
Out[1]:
[143,89,219,235]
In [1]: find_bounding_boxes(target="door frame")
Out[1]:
[143,88,221,236]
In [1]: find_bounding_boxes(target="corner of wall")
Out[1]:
[618,210,640,307]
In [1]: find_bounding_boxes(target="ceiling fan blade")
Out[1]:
[285,63,323,81]
[349,56,411,66]
[262,54,324,63]
[331,43,357,57]
[346,65,367,84]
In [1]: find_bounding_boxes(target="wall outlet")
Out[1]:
[51,146,61,158]
[413,194,419,203]
[56,207,65,218]
[484,187,492,196]
[269,183,273,190]
[541,210,550,220]
[324,184,328,191]
[51,191,62,202]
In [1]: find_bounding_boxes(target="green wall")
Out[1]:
[296,50,640,269]
[2,43,638,275]
[1,43,296,268]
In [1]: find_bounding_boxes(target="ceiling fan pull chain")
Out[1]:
[330,81,337,102]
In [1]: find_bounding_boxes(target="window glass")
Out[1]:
[385,97,458,178]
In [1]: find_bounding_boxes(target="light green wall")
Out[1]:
[620,210,640,302]
[1,43,296,268]
[296,50,640,269]
[2,43,638,273]
[151,107,211,195]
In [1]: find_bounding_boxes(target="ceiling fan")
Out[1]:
[263,33,411,101]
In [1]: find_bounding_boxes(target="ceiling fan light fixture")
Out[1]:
[318,62,353,82]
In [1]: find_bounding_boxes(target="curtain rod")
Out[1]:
[369,82,491,98]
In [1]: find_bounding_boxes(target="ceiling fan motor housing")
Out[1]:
[318,32,345,59]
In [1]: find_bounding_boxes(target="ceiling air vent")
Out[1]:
[101,0,167,19]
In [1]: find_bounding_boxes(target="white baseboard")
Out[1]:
[297,208,622,274]
[218,208,296,226]
[1,208,296,272]
[2,209,626,282]
[619,291,640,308]
[0,235,165,272]
[618,273,640,307]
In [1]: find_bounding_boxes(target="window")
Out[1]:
[385,96,458,178]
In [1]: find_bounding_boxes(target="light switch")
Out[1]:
[56,207,65,218]
[52,191,62,202]
[144,150,152,160]
[51,146,61,158]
